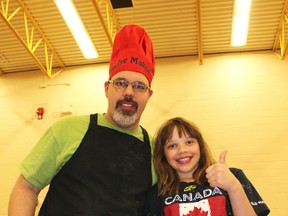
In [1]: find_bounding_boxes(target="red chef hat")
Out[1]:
[109,24,155,85]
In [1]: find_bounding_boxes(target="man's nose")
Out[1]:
[123,84,134,95]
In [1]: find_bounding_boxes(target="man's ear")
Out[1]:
[104,81,109,98]
[148,89,153,98]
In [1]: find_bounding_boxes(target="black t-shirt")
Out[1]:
[144,168,270,216]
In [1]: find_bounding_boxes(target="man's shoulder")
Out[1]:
[52,114,92,130]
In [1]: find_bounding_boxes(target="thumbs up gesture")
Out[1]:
[205,150,239,192]
[219,150,228,164]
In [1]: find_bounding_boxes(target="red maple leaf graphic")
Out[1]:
[183,207,208,216]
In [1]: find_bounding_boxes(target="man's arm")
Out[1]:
[8,174,41,216]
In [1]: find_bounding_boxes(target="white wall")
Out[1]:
[1,52,287,215]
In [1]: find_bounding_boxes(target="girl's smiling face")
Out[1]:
[164,127,201,181]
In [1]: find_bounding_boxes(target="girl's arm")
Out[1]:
[205,151,257,216]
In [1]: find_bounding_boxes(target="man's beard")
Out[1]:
[112,98,139,128]
[112,110,138,128]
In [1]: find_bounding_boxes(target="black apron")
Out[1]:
[39,114,152,216]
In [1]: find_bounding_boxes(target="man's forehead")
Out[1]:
[112,71,149,83]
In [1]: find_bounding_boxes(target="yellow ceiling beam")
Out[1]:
[273,0,288,60]
[0,0,64,78]
[92,0,121,47]
[196,0,203,65]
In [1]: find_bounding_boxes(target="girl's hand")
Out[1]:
[205,151,241,192]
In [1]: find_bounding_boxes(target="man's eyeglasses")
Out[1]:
[108,79,150,93]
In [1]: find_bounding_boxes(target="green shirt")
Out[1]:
[20,113,156,189]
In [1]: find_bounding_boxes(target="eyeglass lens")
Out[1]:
[109,79,149,92]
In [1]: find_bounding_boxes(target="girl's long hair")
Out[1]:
[153,117,215,196]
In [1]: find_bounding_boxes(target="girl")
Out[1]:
[144,117,270,216]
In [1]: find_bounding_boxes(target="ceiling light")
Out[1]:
[231,0,252,47]
[54,0,98,59]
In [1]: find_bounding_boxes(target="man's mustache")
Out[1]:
[116,97,138,109]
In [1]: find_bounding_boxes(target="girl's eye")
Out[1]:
[186,138,195,145]
[167,143,176,149]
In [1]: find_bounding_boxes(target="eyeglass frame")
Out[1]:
[107,79,151,93]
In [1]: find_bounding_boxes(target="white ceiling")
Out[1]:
[0,0,287,77]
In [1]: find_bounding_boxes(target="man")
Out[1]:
[8,24,156,216]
